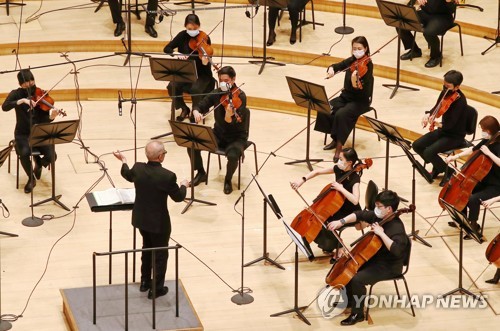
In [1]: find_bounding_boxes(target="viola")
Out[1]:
[325,205,415,288]
[290,159,373,244]
[349,55,370,89]
[428,89,460,132]
[32,87,67,117]
[188,31,220,72]
[486,233,500,268]
[439,132,500,210]
[220,87,243,123]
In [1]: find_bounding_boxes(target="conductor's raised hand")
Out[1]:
[113,151,127,163]
[180,179,190,188]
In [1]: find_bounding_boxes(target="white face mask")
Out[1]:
[374,206,386,219]
[220,81,231,92]
[353,49,365,59]
[481,131,491,140]
[187,29,200,37]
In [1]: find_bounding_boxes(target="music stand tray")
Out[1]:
[376,0,422,99]
[169,120,217,214]
[29,120,79,211]
[149,57,198,132]
[285,77,331,171]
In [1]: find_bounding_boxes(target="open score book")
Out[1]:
[92,188,135,206]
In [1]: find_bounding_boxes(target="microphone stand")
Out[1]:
[335,0,354,34]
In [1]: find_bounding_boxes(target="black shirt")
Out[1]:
[163,31,214,80]
[417,0,456,15]
[330,56,373,103]
[353,210,409,270]
[428,89,468,138]
[333,165,361,218]
[2,88,53,136]
[473,139,500,187]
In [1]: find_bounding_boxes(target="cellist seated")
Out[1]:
[327,190,410,326]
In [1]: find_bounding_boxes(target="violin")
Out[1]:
[325,205,415,288]
[427,89,460,132]
[32,87,67,117]
[439,132,500,210]
[486,233,500,268]
[349,55,371,89]
[220,86,243,123]
[290,159,373,244]
[188,31,220,72]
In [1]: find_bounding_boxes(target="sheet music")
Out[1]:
[282,218,313,259]
[92,188,135,206]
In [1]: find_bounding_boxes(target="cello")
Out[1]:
[486,233,500,268]
[325,205,415,288]
[290,159,373,244]
[439,132,500,210]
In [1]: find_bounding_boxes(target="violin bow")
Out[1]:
[187,20,223,58]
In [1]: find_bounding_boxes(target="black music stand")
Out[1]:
[150,57,198,139]
[269,193,314,325]
[284,77,330,171]
[249,0,286,75]
[376,0,421,99]
[335,0,354,34]
[481,0,500,55]
[174,0,210,10]
[440,199,483,301]
[26,120,79,215]
[169,120,217,214]
[0,0,25,16]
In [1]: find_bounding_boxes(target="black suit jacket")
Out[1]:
[121,161,186,234]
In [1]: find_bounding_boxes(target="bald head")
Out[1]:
[145,140,166,161]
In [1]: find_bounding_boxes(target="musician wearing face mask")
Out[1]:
[314,36,374,163]
[412,70,468,186]
[163,14,215,122]
[290,148,362,255]
[190,66,249,195]
[2,69,58,193]
[444,116,500,238]
[327,190,409,326]
[108,0,159,38]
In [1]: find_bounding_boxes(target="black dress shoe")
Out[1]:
[192,171,207,187]
[139,280,151,292]
[439,171,454,187]
[34,163,42,180]
[266,30,276,46]
[114,22,125,37]
[400,49,422,60]
[148,286,168,299]
[485,270,500,284]
[323,140,336,150]
[176,106,191,122]
[289,29,297,45]
[430,168,443,180]
[448,221,458,228]
[145,25,158,38]
[24,178,36,194]
[340,312,364,326]
[425,57,441,68]
[223,180,233,195]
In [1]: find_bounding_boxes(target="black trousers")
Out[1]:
[314,95,370,145]
[461,182,500,223]
[397,10,454,59]
[346,260,402,314]
[268,0,309,32]
[108,0,158,26]
[167,76,215,111]
[412,130,463,174]
[139,228,169,289]
[15,134,55,179]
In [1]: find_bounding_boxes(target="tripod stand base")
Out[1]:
[249,59,286,75]
[383,83,419,99]
[231,292,254,305]
[408,230,432,247]
[22,215,43,227]
[181,198,216,214]
[32,195,70,211]
[285,158,323,172]
[481,35,500,55]
[0,320,12,331]
[441,287,482,301]
[334,26,354,35]
[0,231,18,237]
[270,305,310,325]
[244,254,285,270]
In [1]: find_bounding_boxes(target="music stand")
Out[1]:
[481,0,500,55]
[26,120,79,216]
[168,120,217,214]
[249,0,286,75]
[335,0,354,34]
[440,199,483,301]
[376,0,421,99]
[149,57,198,139]
[284,77,330,171]
[0,0,25,16]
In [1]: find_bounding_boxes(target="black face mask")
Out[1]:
[26,84,36,96]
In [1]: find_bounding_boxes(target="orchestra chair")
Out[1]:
[7,140,44,190]
[3,140,15,174]
[205,110,258,190]
[365,238,415,321]
[277,0,322,43]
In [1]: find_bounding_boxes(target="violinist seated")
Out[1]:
[1,69,59,194]
[327,190,409,326]
[314,36,374,163]
[163,14,215,122]
[412,70,468,186]
[108,0,159,38]
[444,115,500,239]
[190,66,248,195]
[267,0,309,45]
[290,148,362,256]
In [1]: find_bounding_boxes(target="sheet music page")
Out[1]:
[117,188,135,204]
[92,188,122,206]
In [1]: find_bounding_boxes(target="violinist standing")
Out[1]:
[397,0,459,68]
[2,69,59,193]
[412,70,468,186]
[163,14,215,122]
[314,36,374,163]
[444,116,500,238]
[327,190,409,326]
[190,66,249,195]
[290,148,362,254]
[108,0,159,38]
